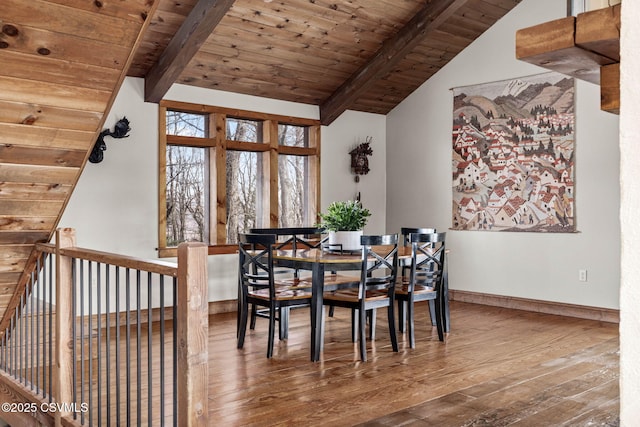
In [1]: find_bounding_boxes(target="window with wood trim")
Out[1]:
[158,101,321,256]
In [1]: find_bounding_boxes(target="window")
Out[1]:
[158,101,321,256]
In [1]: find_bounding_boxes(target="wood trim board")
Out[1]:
[449,289,619,324]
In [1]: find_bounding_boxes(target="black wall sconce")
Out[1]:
[349,136,373,182]
[89,117,131,164]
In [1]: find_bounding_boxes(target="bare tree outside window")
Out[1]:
[226,118,261,243]
[278,154,306,227]
[165,111,208,245]
[226,151,259,243]
[227,118,260,142]
[279,125,308,227]
[279,123,307,147]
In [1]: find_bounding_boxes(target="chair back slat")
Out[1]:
[249,228,326,278]
[400,227,436,278]
[250,227,326,251]
[400,227,436,246]
[239,233,277,297]
[408,232,446,292]
[359,234,399,299]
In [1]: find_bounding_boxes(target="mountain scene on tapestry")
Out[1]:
[451,72,575,232]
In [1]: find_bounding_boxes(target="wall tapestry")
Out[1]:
[451,72,576,232]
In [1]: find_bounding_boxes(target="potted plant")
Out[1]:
[318,200,371,251]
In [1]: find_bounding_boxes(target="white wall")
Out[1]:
[321,111,387,234]
[386,0,620,309]
[59,78,386,301]
[620,0,640,422]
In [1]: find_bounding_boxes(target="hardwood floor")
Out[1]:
[24,300,614,426]
[214,301,619,426]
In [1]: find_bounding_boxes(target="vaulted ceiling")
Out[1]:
[131,0,522,124]
[0,0,521,325]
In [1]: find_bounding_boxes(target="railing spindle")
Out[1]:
[148,271,153,426]
[88,260,94,426]
[160,275,165,425]
[37,258,41,394]
[80,259,85,425]
[136,269,142,427]
[11,315,16,379]
[126,268,131,427]
[72,258,78,418]
[116,266,121,427]
[30,273,34,391]
[19,294,23,384]
[106,265,111,427]
[97,262,102,427]
[48,251,53,402]
[173,276,178,427]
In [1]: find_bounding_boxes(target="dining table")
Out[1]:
[272,246,450,362]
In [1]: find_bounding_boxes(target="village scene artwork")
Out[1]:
[452,72,576,232]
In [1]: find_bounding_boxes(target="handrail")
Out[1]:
[37,242,178,277]
[60,247,178,277]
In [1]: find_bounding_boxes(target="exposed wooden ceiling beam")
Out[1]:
[144,0,236,103]
[319,0,470,125]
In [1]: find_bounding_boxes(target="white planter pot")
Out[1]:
[328,230,363,251]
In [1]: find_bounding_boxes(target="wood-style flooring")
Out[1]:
[214,301,619,426]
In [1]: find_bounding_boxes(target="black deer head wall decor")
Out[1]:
[89,117,132,164]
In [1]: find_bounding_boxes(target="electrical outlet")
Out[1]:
[579,269,588,282]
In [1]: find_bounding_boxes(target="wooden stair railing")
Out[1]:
[0,228,208,426]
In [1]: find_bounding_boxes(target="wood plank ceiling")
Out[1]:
[0,0,521,323]
[0,0,157,323]
[131,0,523,124]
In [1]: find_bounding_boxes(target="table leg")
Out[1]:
[310,262,325,362]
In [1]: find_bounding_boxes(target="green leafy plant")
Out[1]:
[318,200,371,232]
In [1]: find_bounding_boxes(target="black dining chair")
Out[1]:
[395,232,446,348]
[398,227,436,331]
[237,233,313,358]
[248,227,325,338]
[322,234,399,362]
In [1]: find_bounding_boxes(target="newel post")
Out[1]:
[177,242,209,426]
[55,228,76,426]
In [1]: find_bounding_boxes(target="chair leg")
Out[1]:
[435,296,445,342]
[321,305,326,352]
[267,305,276,358]
[428,300,437,326]
[407,297,416,349]
[388,300,398,352]
[328,305,335,317]
[237,293,242,338]
[351,309,357,342]
[237,300,248,349]
[397,300,406,333]
[367,309,377,341]
[443,252,450,333]
[358,307,367,362]
[250,303,257,329]
[279,307,289,340]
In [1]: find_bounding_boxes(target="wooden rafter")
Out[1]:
[515,4,620,113]
[319,0,470,125]
[144,0,236,103]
